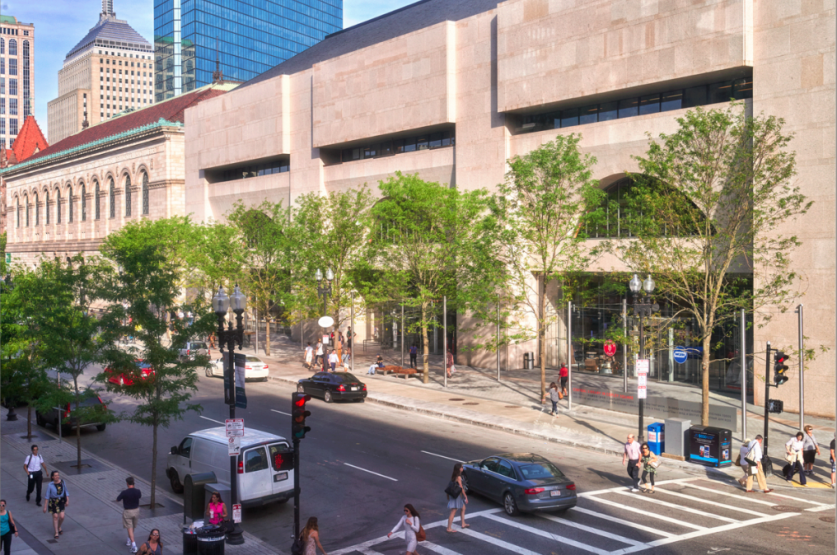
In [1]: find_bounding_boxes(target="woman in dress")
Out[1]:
[43,471,68,539]
[301,517,327,555]
[639,443,658,494]
[139,529,162,555]
[446,463,469,533]
[802,425,820,475]
[205,492,227,526]
[388,504,421,555]
[0,500,19,555]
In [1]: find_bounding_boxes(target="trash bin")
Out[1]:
[183,526,199,555]
[523,352,535,369]
[196,525,226,555]
[647,423,665,455]
[183,472,217,521]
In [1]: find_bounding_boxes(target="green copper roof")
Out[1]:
[0,15,18,24]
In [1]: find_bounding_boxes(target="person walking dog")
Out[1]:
[388,504,421,555]
[24,445,47,506]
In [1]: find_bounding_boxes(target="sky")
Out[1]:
[1,0,417,138]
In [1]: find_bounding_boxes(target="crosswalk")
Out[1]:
[331,477,835,555]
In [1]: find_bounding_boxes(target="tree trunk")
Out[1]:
[421,302,429,384]
[701,334,711,426]
[539,276,547,399]
[75,411,82,470]
[150,421,158,508]
[265,319,271,356]
[26,404,32,439]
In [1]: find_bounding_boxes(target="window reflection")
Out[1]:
[339,130,455,164]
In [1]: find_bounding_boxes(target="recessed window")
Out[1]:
[639,94,660,115]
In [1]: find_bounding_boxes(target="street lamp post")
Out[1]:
[629,274,658,442]
[212,285,246,546]
[315,269,333,372]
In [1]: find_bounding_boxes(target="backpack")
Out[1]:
[444,480,462,499]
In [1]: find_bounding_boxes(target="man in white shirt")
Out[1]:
[737,439,751,486]
[744,435,773,493]
[621,434,641,492]
[23,444,48,506]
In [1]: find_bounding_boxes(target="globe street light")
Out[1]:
[630,274,659,441]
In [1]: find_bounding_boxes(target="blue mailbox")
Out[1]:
[647,423,665,455]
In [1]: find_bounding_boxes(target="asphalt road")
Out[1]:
[57,366,836,554]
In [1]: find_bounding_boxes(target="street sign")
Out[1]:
[225,418,244,437]
[228,436,240,456]
[232,504,242,523]
[637,359,649,399]
[603,340,617,358]
[318,316,334,328]
[322,334,330,345]
[673,349,688,364]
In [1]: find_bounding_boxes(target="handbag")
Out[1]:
[291,538,304,555]
[444,480,462,499]
[650,459,661,469]
[416,525,426,542]
[733,454,741,467]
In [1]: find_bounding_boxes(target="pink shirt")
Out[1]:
[624,441,641,460]
[208,502,224,525]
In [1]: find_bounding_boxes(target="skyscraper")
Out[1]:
[0,14,35,150]
[47,0,153,144]
[153,0,342,102]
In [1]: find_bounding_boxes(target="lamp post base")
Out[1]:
[226,524,245,545]
[6,407,17,421]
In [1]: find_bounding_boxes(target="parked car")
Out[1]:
[206,356,269,380]
[461,453,576,516]
[179,341,210,361]
[297,372,367,403]
[166,427,294,506]
[105,360,155,386]
[36,389,109,433]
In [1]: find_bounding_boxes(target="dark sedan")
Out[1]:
[462,453,577,516]
[297,372,367,403]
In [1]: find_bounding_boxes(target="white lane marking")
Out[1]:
[357,549,386,555]
[483,513,611,555]
[199,416,225,425]
[611,490,739,523]
[539,513,645,545]
[654,488,768,517]
[577,477,696,498]
[568,506,676,538]
[585,495,706,531]
[271,409,291,416]
[421,450,465,463]
[343,463,398,482]
[457,526,542,555]
[679,482,777,506]
[700,477,830,507]
[421,541,463,555]
[805,504,837,513]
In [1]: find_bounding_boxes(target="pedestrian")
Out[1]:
[117,476,142,553]
[205,492,227,526]
[409,344,418,369]
[305,342,314,369]
[542,382,561,416]
[337,331,344,364]
[446,348,455,379]
[639,443,658,493]
[138,529,162,555]
[830,434,835,488]
[328,349,338,372]
[368,354,384,375]
[784,432,807,485]
[558,362,569,397]
[315,340,323,366]
[43,471,68,539]
[445,463,469,533]
[23,444,47,506]
[342,345,351,368]
[737,439,751,486]
[744,435,773,493]
[622,434,641,492]
[300,516,327,555]
[0,500,19,555]
[802,425,820,475]
[388,504,421,555]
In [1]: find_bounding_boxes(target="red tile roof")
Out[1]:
[26,86,229,164]
[11,116,49,163]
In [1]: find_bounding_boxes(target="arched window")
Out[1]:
[109,178,115,218]
[15,196,19,228]
[56,188,62,224]
[34,192,39,226]
[24,194,29,227]
[94,179,100,220]
[9,39,17,56]
[68,185,74,223]
[141,171,149,215]
[45,190,50,224]
[124,174,132,217]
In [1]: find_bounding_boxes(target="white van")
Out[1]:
[166,427,294,507]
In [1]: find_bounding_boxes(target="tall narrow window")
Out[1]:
[68,186,74,223]
[8,39,17,56]
[109,178,115,218]
[22,40,30,116]
[24,194,28,227]
[0,38,4,55]
[124,174,132,217]
[141,172,149,215]
[81,182,87,221]
[15,197,19,228]
[46,190,50,224]
[94,180,100,220]
[56,189,62,224]
[34,192,39,225]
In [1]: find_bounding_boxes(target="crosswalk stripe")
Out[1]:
[585,495,707,531]
[457,526,543,555]
[568,506,677,538]
[421,541,463,555]
[654,487,768,517]
[700,477,830,507]
[641,511,798,552]
[539,513,645,545]
[577,478,696,498]
[357,549,386,555]
[611,490,739,523]
[805,504,837,513]
[679,481,777,506]
[481,513,610,555]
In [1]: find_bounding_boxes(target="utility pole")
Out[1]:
[740,309,747,442]
[622,298,627,393]
[497,296,501,382]
[443,296,447,389]
[796,304,804,430]
[567,301,572,411]
[763,341,773,477]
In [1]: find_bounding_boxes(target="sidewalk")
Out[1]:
[0,417,278,555]
[255,335,836,489]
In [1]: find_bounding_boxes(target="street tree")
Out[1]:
[98,218,213,507]
[494,134,605,398]
[611,104,811,425]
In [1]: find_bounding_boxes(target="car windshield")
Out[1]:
[245,356,262,363]
[335,373,359,382]
[517,461,565,480]
[191,342,208,349]
[138,362,152,370]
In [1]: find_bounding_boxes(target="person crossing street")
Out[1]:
[744,435,773,493]
[622,434,641,492]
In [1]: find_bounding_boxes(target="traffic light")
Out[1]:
[291,393,311,440]
[272,449,295,472]
[773,351,790,386]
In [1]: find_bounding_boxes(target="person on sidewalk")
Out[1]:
[784,432,807,485]
[622,434,641,492]
[830,435,835,488]
[737,439,751,486]
[368,354,384,375]
[558,363,569,398]
[802,425,820,475]
[205,492,227,526]
[0,500,19,555]
[336,331,344,364]
[446,463,469,533]
[300,517,327,555]
[542,382,561,416]
[446,348,455,379]
[315,340,324,366]
[388,504,421,555]
[117,476,142,553]
[305,342,314,369]
[43,471,68,539]
[409,344,418,369]
[138,529,162,555]
[328,349,338,372]
[342,346,351,368]
[744,435,773,493]
[23,445,47,506]
[639,443,658,493]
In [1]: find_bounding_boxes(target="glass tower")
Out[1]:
[153,0,342,102]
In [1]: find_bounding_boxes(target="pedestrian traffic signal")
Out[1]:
[773,351,790,386]
[291,393,311,440]
[272,449,295,472]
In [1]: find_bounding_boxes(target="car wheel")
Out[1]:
[96,424,107,431]
[170,471,184,494]
[503,492,519,516]
[324,391,333,403]
[205,368,213,377]
[297,384,305,393]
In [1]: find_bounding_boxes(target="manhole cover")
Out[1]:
[449,398,465,401]
[463,402,479,406]
[771,505,804,512]
[504,405,520,408]
[820,516,835,523]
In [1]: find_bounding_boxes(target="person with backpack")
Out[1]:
[23,445,47,506]
[43,471,68,539]
[409,344,418,369]
[388,504,422,555]
[445,463,469,533]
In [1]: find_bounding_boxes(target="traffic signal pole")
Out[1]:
[293,436,300,545]
[290,392,310,552]
[763,342,772,476]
